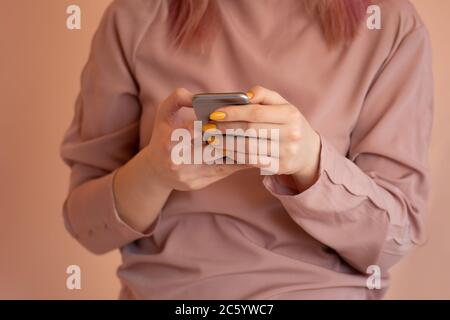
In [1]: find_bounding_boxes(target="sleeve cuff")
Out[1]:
[64,170,161,253]
[262,135,392,271]
[262,134,333,212]
[262,135,389,218]
[110,169,161,238]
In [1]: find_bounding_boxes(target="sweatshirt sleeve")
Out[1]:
[263,25,434,274]
[60,1,161,255]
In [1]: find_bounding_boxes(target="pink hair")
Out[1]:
[168,0,371,51]
[303,0,371,44]
[168,0,220,52]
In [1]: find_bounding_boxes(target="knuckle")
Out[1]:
[277,162,288,174]
[252,85,264,93]
[288,108,301,120]
[249,107,264,121]
[274,91,284,100]
[222,108,234,120]
[173,87,187,96]
[185,180,198,190]
[285,143,299,156]
[288,128,302,141]
[169,161,181,172]
[175,167,188,180]
[280,159,294,174]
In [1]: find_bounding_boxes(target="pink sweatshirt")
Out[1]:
[61,0,433,299]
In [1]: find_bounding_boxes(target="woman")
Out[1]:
[61,0,433,299]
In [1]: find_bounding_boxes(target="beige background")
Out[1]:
[0,0,449,299]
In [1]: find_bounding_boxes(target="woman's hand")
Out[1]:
[207,85,322,192]
[142,88,250,192]
[113,88,250,232]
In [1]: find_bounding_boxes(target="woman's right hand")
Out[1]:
[113,88,249,232]
[142,87,250,191]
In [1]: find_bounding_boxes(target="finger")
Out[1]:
[209,135,280,157]
[201,123,222,142]
[206,162,252,176]
[213,122,289,139]
[185,152,276,175]
[211,104,295,124]
[224,150,279,174]
[159,87,194,119]
[224,149,272,165]
[246,85,288,105]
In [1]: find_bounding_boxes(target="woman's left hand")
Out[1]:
[206,85,322,192]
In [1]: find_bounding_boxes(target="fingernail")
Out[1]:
[207,136,216,144]
[246,91,254,100]
[202,123,217,132]
[210,111,226,121]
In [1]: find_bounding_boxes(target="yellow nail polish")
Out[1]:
[246,91,254,100]
[207,136,216,144]
[210,111,226,121]
[202,123,217,132]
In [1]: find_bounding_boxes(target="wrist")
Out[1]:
[136,149,173,195]
[113,151,172,234]
[291,132,321,192]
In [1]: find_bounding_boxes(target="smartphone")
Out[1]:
[192,92,249,123]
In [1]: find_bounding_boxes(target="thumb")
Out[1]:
[159,88,194,120]
[247,85,288,105]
